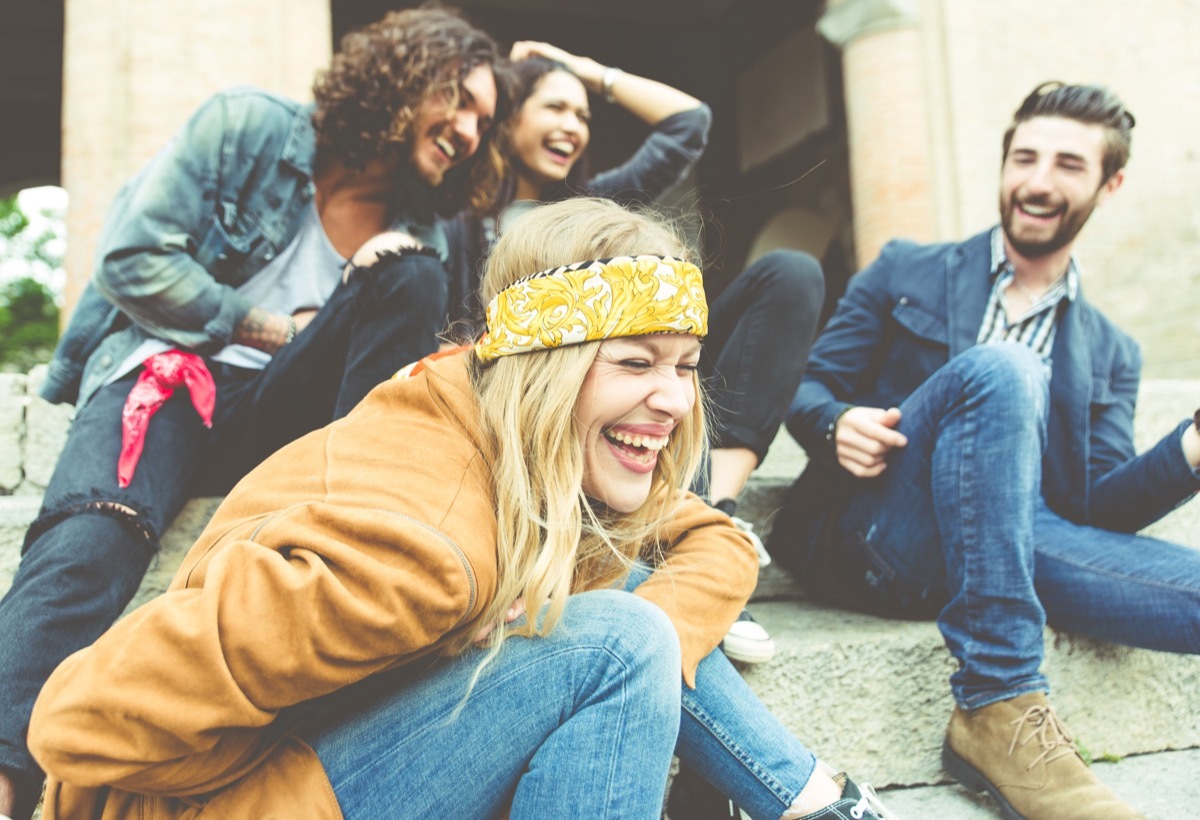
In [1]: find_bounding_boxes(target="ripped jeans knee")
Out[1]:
[23,496,161,559]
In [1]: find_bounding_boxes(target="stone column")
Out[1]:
[60,0,331,316]
[819,0,939,267]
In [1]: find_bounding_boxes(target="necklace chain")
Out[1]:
[1010,272,1065,305]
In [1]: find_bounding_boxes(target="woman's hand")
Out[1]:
[510,41,702,125]
[510,41,604,89]
[473,599,526,645]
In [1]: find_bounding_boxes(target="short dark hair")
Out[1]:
[311,5,510,215]
[1002,81,1135,183]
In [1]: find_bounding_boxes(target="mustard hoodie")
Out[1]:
[29,350,758,818]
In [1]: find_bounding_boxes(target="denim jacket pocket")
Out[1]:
[1088,375,1118,421]
[871,298,951,402]
[196,208,259,284]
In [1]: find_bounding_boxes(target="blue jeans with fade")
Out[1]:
[0,252,448,817]
[304,585,820,819]
[829,343,1200,709]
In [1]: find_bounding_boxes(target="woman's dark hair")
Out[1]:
[311,5,511,215]
[1002,81,1135,184]
[492,56,592,211]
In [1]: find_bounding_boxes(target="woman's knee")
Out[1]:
[559,590,682,681]
[747,250,824,302]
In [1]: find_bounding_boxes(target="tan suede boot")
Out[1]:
[942,692,1143,819]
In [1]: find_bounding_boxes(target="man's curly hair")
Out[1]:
[312,5,510,216]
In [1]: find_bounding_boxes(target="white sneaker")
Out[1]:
[730,515,771,567]
[721,609,777,664]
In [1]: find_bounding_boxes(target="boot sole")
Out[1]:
[941,739,1025,820]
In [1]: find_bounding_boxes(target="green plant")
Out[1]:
[0,192,63,370]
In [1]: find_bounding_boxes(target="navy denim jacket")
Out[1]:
[789,229,1200,535]
[42,87,444,409]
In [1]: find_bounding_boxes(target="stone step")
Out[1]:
[2,372,1198,789]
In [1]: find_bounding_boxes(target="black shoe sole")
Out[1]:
[941,739,1025,820]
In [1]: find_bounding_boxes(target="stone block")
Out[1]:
[0,373,25,492]
[0,497,42,595]
[22,365,73,493]
[741,600,1200,787]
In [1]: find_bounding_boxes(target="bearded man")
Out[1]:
[770,82,1200,820]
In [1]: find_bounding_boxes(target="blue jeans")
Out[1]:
[0,252,448,810]
[829,344,1200,708]
[305,586,818,820]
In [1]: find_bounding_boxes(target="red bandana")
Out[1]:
[118,351,216,488]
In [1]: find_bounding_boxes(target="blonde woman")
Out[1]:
[28,199,890,820]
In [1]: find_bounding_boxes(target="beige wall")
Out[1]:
[933,0,1200,377]
[828,0,1200,377]
[61,0,331,314]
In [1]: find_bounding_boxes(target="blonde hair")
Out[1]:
[446,198,707,659]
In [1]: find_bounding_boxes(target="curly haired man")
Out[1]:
[0,8,508,818]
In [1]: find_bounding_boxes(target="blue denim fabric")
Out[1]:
[303,591,683,819]
[0,252,448,792]
[303,570,818,819]
[619,566,819,818]
[828,344,1200,708]
[678,648,818,819]
[41,88,446,409]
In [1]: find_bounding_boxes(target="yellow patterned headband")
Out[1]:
[474,255,708,362]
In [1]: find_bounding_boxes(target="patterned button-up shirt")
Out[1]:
[976,226,1079,359]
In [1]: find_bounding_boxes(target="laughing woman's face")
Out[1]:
[510,70,592,193]
[575,334,700,513]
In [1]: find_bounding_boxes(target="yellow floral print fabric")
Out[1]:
[475,256,708,362]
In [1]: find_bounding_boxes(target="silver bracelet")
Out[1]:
[284,315,297,345]
[601,66,624,103]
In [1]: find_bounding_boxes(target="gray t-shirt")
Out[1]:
[109,201,345,379]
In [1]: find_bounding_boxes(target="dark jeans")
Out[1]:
[783,344,1200,709]
[0,251,447,814]
[695,250,824,498]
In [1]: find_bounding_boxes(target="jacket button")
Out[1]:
[899,296,909,305]
[264,251,274,261]
[99,355,112,367]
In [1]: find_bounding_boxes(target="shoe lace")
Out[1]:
[1008,703,1078,770]
[850,782,903,820]
[730,515,772,567]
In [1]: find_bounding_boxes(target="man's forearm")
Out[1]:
[231,307,295,354]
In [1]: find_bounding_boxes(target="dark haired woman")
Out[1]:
[441,42,826,673]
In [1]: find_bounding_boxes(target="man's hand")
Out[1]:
[834,406,908,477]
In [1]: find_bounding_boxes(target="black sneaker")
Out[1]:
[796,774,900,819]
[666,762,744,819]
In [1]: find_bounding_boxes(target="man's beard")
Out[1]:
[1000,192,1099,259]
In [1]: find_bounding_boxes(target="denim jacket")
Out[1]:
[788,229,1200,536]
[42,87,444,409]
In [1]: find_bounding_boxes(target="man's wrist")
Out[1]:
[826,404,854,447]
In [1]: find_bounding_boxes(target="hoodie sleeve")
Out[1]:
[633,492,759,687]
[28,499,480,796]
